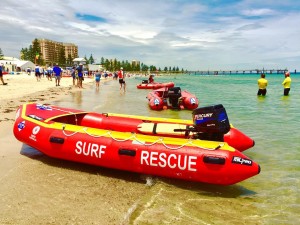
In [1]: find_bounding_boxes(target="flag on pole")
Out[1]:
[35,53,39,59]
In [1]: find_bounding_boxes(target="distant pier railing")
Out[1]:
[190,69,297,75]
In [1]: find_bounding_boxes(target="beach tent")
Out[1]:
[88,64,104,72]
[73,58,86,65]
[1,57,35,73]
[16,61,35,71]
[0,60,17,73]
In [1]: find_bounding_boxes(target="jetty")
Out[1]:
[191,69,297,75]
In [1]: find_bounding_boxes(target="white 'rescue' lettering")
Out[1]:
[75,141,106,158]
[141,151,197,171]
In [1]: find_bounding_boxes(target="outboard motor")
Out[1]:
[192,104,230,141]
[168,87,182,108]
[142,80,148,84]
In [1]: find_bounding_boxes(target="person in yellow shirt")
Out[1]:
[257,73,268,96]
[282,72,292,96]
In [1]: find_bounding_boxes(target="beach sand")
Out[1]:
[0,74,151,224]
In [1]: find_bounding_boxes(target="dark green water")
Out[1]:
[53,73,300,224]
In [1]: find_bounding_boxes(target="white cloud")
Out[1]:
[241,8,275,17]
[0,0,300,70]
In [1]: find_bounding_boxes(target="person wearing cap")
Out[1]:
[118,67,126,91]
[0,63,8,85]
[257,73,268,96]
[282,71,292,96]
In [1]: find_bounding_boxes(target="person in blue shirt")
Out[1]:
[52,63,62,86]
[0,63,8,85]
[95,69,103,90]
[76,64,84,88]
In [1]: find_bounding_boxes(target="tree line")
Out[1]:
[2,40,186,73]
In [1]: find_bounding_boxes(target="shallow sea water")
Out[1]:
[51,73,300,224]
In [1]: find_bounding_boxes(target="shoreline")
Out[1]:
[1,73,96,122]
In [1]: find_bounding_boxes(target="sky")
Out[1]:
[1,0,300,71]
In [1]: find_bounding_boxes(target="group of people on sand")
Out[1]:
[93,67,156,92]
[70,64,84,88]
[257,71,292,96]
[96,67,126,91]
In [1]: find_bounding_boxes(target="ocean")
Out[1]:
[51,73,300,224]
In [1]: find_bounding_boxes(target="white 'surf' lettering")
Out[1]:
[75,141,106,158]
[141,151,197,171]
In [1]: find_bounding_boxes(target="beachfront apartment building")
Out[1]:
[132,60,140,68]
[38,39,78,65]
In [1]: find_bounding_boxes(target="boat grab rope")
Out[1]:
[44,104,223,151]
[61,124,223,151]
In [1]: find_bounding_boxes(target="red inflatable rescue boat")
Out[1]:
[147,87,199,110]
[137,80,175,89]
[13,103,259,185]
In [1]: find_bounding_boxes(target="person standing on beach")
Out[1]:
[53,63,62,86]
[282,71,292,96]
[76,64,84,88]
[0,63,8,85]
[71,66,77,86]
[257,73,268,96]
[118,67,126,92]
[35,64,41,81]
[95,69,102,90]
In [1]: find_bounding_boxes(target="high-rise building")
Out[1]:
[132,60,140,68]
[38,39,78,65]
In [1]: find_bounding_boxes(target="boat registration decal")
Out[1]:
[232,156,252,166]
[141,150,197,172]
[75,141,106,158]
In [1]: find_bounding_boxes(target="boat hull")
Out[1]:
[137,82,175,89]
[13,103,260,185]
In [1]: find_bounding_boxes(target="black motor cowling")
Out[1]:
[192,104,230,135]
[168,87,182,108]
[142,80,148,84]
